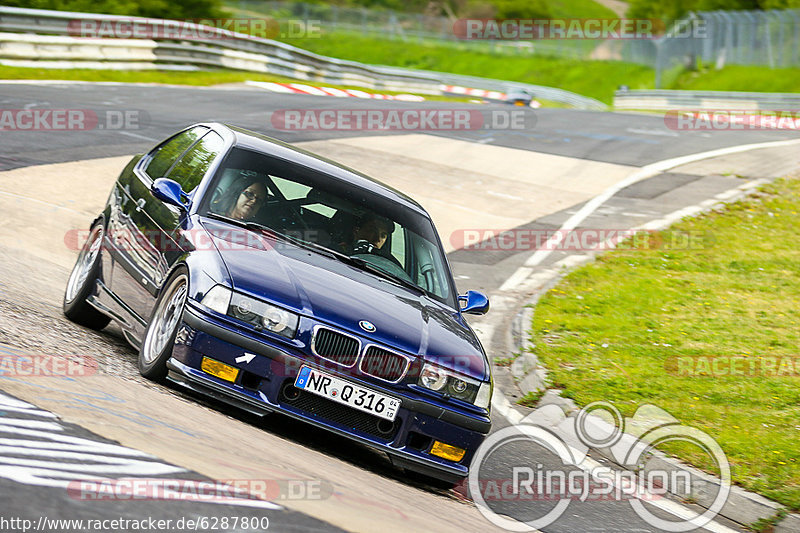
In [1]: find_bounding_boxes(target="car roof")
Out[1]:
[207,123,428,216]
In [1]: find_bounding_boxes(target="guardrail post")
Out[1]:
[654,38,663,89]
[792,11,800,66]
[703,11,725,65]
[747,11,760,65]
[764,11,775,67]
[773,10,784,67]
[360,7,367,37]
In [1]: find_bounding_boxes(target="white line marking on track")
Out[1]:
[116,130,157,142]
[0,392,281,509]
[500,139,800,292]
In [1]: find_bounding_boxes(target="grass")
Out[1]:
[518,389,547,407]
[750,508,789,533]
[228,0,619,21]
[0,65,476,102]
[0,65,311,85]
[673,64,800,94]
[546,0,618,19]
[280,33,655,104]
[529,176,800,509]
[494,356,517,367]
[277,33,800,104]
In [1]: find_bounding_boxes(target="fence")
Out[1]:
[651,10,800,88]
[234,2,800,87]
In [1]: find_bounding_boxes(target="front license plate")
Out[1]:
[294,366,400,421]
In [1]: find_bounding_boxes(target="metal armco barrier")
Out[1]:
[615,89,800,111]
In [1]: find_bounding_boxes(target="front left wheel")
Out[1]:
[63,224,111,330]
[138,267,188,381]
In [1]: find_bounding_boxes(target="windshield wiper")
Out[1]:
[345,256,427,295]
[204,213,346,258]
[205,212,276,235]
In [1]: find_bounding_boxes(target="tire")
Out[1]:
[63,224,111,330]
[138,267,188,381]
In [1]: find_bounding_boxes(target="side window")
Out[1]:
[167,132,225,192]
[144,126,207,180]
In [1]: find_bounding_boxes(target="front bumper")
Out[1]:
[169,305,491,482]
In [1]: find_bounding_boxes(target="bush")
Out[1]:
[3,0,228,19]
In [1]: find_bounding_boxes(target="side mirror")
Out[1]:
[152,178,187,210]
[458,290,490,315]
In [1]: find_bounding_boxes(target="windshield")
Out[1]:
[199,147,457,307]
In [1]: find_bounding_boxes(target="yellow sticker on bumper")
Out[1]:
[201,356,239,383]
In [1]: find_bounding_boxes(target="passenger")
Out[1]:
[212,177,267,221]
[351,213,393,255]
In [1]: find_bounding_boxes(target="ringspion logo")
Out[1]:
[470,402,730,531]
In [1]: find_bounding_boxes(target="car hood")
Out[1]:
[203,221,488,380]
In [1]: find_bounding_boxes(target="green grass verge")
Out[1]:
[673,64,800,94]
[0,65,476,102]
[227,0,619,21]
[280,33,654,104]
[0,65,303,85]
[279,33,800,104]
[546,0,618,19]
[530,176,800,509]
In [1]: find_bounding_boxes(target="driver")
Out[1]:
[351,213,392,255]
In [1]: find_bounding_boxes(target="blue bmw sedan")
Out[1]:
[63,123,492,484]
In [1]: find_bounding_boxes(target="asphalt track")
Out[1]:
[0,81,798,532]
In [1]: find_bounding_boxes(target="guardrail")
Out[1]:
[0,6,607,110]
[614,89,800,111]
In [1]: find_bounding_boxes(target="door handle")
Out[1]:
[135,198,146,212]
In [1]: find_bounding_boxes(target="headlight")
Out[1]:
[475,381,493,410]
[420,364,448,390]
[201,285,232,315]
[418,362,490,409]
[201,285,299,339]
